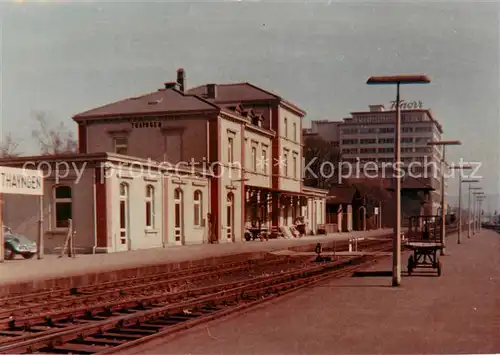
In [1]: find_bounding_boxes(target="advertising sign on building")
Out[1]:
[389,100,423,110]
[0,166,44,196]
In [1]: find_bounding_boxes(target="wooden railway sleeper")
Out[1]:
[0,262,358,352]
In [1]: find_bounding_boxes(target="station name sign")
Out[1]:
[389,100,423,110]
[131,120,162,129]
[0,166,44,196]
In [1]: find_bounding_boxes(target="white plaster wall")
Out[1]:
[279,107,302,192]
[165,176,209,246]
[108,165,163,252]
[220,118,244,243]
[244,130,272,188]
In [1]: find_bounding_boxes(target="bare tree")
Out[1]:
[31,111,77,155]
[303,135,341,189]
[0,133,22,158]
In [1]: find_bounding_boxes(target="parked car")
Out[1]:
[3,226,37,260]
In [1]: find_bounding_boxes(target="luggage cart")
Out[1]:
[405,215,444,276]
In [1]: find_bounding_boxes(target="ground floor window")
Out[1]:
[145,185,155,228]
[120,183,129,245]
[194,190,202,226]
[54,185,72,228]
[174,188,183,242]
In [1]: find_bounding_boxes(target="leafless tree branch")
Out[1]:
[31,111,77,155]
[0,133,22,158]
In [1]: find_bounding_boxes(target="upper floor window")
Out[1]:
[378,138,394,144]
[415,137,429,144]
[378,147,394,153]
[251,146,257,171]
[342,128,358,135]
[283,150,289,176]
[228,137,234,163]
[145,185,155,228]
[293,122,297,141]
[262,147,267,173]
[360,138,377,144]
[360,148,377,154]
[342,139,358,145]
[284,118,288,138]
[293,155,297,179]
[54,185,72,228]
[379,127,395,134]
[194,190,203,227]
[415,126,432,132]
[342,148,358,154]
[114,137,128,155]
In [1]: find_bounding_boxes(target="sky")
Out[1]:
[1,0,499,211]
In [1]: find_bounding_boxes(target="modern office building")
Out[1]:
[307,104,445,214]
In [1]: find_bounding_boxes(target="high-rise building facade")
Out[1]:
[307,104,445,214]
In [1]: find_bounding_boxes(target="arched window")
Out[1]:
[54,185,72,228]
[193,190,203,227]
[145,185,155,228]
[174,188,183,243]
[119,183,129,245]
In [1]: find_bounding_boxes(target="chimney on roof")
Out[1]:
[369,104,385,112]
[206,84,217,99]
[176,68,185,93]
[164,82,178,90]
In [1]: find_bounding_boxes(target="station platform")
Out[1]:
[0,229,392,296]
[136,229,500,354]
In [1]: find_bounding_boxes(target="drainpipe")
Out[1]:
[92,169,97,255]
[161,172,166,248]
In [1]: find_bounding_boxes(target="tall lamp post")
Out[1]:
[476,194,485,233]
[427,140,461,255]
[469,187,482,237]
[458,179,479,242]
[451,165,476,244]
[472,191,484,235]
[366,74,431,287]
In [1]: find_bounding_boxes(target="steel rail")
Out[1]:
[0,253,379,354]
[0,256,300,321]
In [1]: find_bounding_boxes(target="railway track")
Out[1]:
[0,239,393,354]
[0,255,303,322]
[1,231,466,354]
[0,237,390,321]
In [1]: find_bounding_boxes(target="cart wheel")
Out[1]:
[437,261,442,276]
[407,255,414,275]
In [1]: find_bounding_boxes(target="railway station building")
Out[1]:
[2,69,327,253]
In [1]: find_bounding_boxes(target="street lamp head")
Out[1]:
[366,74,431,85]
[427,140,462,146]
